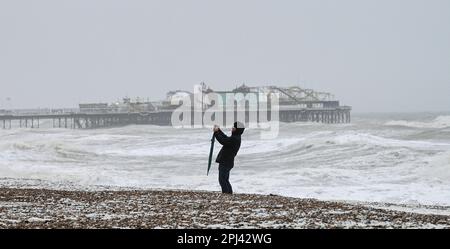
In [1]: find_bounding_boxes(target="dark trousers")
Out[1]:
[218,164,233,194]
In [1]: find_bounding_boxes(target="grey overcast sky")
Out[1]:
[0,0,449,112]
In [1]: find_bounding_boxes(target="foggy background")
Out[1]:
[0,0,449,112]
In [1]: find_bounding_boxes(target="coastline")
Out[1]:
[1,187,449,229]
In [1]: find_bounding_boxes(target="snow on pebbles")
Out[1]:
[0,188,449,229]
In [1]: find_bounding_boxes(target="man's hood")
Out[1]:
[232,122,245,136]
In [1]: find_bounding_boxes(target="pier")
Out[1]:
[0,84,351,129]
[0,106,351,129]
[0,112,173,129]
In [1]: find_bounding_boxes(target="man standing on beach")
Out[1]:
[213,122,245,194]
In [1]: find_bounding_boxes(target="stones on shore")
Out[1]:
[0,188,449,229]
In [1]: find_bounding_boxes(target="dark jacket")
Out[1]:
[214,128,243,168]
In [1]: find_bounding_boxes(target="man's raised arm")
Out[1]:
[213,126,233,146]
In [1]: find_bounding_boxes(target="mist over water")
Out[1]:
[1,112,450,206]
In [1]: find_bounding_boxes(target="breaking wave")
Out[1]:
[385,115,450,129]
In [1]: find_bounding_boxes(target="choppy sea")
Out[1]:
[1,112,450,207]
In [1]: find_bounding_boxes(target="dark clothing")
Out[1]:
[214,125,244,195]
[214,128,242,168]
[218,164,232,194]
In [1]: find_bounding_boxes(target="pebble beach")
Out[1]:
[1,187,449,229]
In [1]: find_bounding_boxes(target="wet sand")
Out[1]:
[0,188,449,229]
